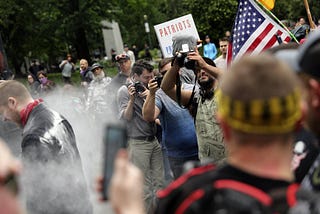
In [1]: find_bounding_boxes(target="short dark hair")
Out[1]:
[132,60,154,76]
[219,37,229,43]
[37,70,47,77]
[158,58,173,70]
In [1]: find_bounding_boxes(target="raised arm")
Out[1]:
[187,51,223,79]
[142,79,160,122]
[160,59,192,106]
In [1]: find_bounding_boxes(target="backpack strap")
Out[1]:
[268,183,299,213]
[213,179,272,206]
[157,164,215,199]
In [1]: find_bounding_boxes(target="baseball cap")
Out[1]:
[274,49,299,72]
[115,54,130,62]
[273,30,320,77]
[297,30,320,78]
[91,63,103,71]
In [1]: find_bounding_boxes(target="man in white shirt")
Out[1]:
[214,37,229,71]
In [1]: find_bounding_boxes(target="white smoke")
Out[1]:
[0,84,117,214]
[41,85,117,214]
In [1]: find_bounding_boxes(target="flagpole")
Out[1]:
[303,0,316,29]
[255,0,299,43]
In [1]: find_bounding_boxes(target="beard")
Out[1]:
[93,71,105,81]
[198,76,214,90]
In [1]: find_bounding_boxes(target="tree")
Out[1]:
[181,0,237,44]
[0,0,319,76]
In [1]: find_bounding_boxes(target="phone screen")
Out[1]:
[103,124,128,200]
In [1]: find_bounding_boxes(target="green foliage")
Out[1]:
[273,0,320,24]
[138,48,160,59]
[181,0,238,44]
[1,0,319,78]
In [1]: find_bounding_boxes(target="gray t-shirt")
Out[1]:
[117,85,156,138]
[59,61,73,77]
[180,67,196,84]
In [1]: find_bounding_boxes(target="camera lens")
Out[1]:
[134,82,145,93]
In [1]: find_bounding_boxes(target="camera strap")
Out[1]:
[176,72,198,110]
[176,72,182,106]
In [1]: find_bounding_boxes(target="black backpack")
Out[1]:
[156,164,320,214]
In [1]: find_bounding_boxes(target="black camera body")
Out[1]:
[176,51,196,70]
[134,81,146,93]
[172,35,198,71]
[154,76,163,86]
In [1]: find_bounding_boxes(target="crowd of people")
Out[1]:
[108,30,320,214]
[2,19,320,214]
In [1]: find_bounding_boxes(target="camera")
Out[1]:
[176,51,196,70]
[172,35,197,71]
[134,81,146,93]
[154,76,163,86]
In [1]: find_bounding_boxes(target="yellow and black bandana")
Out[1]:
[216,89,302,134]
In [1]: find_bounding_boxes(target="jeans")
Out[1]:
[168,155,199,179]
[161,146,174,185]
[128,138,164,214]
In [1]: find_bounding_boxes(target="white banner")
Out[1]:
[154,14,200,58]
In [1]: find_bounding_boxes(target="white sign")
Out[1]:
[154,14,200,58]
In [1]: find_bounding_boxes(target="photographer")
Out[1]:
[142,58,199,179]
[117,59,164,213]
[161,35,225,164]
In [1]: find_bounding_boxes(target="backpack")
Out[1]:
[156,164,320,214]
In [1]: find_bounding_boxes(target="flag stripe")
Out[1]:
[261,29,286,51]
[262,30,284,51]
[263,34,277,51]
[247,23,273,53]
[227,0,291,64]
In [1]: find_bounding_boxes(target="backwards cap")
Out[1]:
[297,30,320,78]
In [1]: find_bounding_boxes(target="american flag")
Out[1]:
[227,0,291,63]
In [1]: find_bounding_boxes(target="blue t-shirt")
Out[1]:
[204,43,217,60]
[156,89,198,158]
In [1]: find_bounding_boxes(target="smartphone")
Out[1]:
[102,124,128,200]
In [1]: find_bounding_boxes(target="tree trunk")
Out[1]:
[74,27,91,64]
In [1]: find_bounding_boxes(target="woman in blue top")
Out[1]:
[203,35,217,60]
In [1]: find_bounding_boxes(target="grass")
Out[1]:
[16,57,160,86]
[46,66,118,86]
[16,62,119,87]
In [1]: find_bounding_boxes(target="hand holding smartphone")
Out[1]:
[102,124,128,200]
